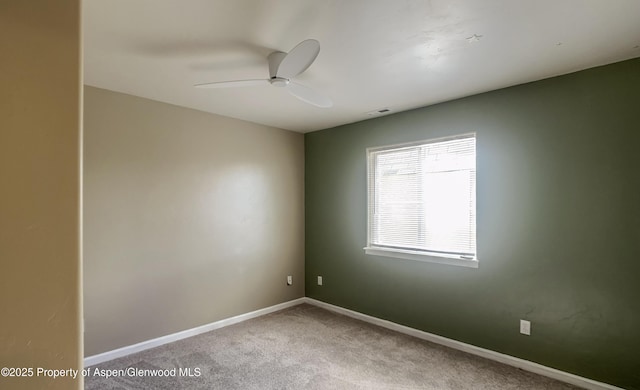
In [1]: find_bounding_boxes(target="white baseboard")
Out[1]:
[84,297,306,367]
[303,298,623,390]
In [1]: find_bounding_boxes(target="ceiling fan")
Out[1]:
[194,39,332,108]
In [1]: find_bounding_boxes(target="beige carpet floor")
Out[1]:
[85,303,582,389]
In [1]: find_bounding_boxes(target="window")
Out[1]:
[364,134,477,268]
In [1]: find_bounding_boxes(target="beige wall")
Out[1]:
[0,1,82,389]
[83,86,305,356]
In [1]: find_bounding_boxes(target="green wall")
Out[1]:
[305,57,640,389]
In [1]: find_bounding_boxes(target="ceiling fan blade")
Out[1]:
[287,82,332,108]
[194,79,268,89]
[276,39,320,79]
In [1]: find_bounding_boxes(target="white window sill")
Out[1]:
[363,247,478,268]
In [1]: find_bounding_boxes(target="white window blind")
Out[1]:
[367,134,476,259]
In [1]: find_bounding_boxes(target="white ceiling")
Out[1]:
[84,0,640,133]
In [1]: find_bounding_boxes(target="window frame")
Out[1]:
[364,133,478,268]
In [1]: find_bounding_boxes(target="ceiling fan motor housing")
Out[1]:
[269,77,290,87]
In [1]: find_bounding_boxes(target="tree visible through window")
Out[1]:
[366,134,476,265]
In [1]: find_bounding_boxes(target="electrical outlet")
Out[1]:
[317,276,323,286]
[287,275,292,286]
[520,319,531,336]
